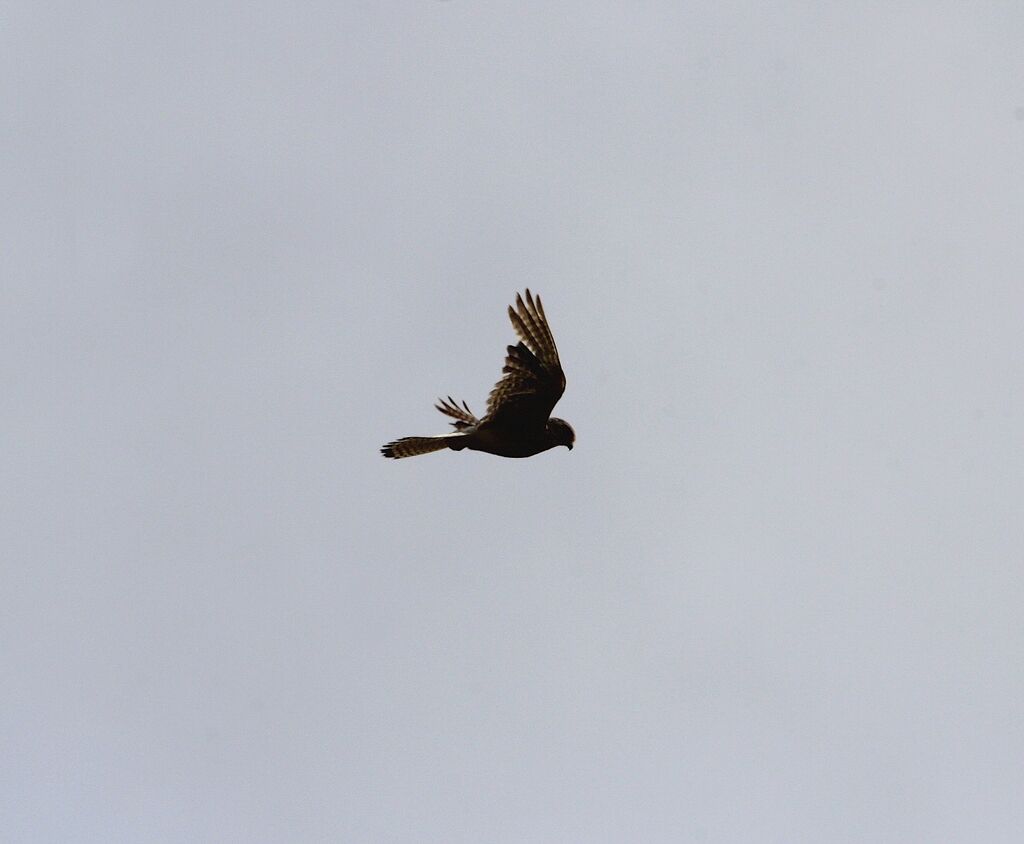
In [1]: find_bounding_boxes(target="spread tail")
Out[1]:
[380,434,464,459]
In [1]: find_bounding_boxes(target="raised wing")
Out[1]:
[435,396,479,430]
[485,290,566,429]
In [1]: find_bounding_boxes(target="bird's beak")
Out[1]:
[567,443,573,450]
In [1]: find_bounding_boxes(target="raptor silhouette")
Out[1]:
[381,290,574,459]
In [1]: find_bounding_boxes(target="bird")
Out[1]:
[381,290,575,459]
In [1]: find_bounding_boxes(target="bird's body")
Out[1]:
[381,290,574,459]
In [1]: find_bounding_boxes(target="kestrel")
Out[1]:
[381,290,575,459]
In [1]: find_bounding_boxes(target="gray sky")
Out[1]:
[3,3,1023,841]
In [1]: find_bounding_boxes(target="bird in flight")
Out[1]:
[381,290,575,459]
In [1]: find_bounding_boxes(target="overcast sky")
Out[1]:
[3,3,1023,842]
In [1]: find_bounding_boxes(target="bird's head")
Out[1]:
[548,417,575,450]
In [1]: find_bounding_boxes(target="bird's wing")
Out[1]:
[484,290,566,429]
[435,396,479,430]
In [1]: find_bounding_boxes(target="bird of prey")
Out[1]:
[381,290,575,459]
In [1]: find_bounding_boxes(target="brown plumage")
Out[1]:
[381,290,574,459]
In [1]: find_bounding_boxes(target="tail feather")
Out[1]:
[381,434,462,459]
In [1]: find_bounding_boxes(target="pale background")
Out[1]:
[3,3,1023,842]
